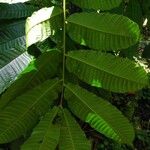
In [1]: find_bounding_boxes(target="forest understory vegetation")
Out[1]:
[0,0,150,150]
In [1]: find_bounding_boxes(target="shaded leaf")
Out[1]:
[21,106,60,150]
[0,3,38,19]
[59,108,91,150]
[0,20,25,52]
[0,79,61,143]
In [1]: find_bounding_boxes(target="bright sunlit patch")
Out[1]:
[0,0,29,4]
[26,6,63,47]
[97,9,100,13]
[133,56,149,73]
[20,60,37,75]
[91,79,102,87]
[81,38,86,45]
[143,18,148,27]
[85,113,120,141]
[26,7,55,33]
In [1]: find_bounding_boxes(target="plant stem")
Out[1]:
[60,0,66,106]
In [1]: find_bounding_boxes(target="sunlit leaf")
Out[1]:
[0,0,29,4]
[26,6,63,47]
[0,51,32,94]
[65,83,135,144]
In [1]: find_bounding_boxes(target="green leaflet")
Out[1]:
[0,3,38,19]
[67,12,140,51]
[0,50,61,109]
[0,79,61,144]
[26,6,63,47]
[71,0,122,11]
[66,50,148,93]
[59,108,91,150]
[64,83,135,144]
[0,20,25,52]
[21,106,60,150]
